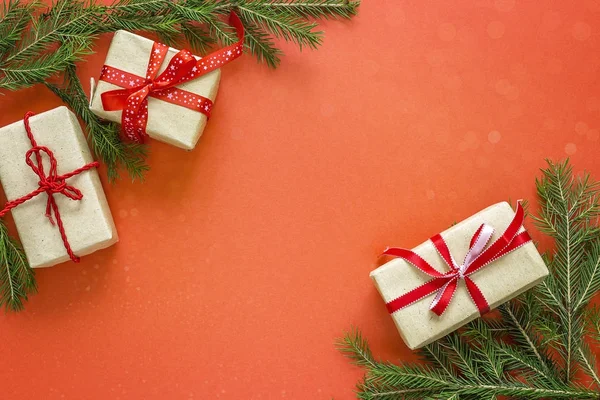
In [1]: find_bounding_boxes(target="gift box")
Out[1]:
[370,202,548,350]
[89,30,220,150]
[89,13,244,150]
[0,107,118,268]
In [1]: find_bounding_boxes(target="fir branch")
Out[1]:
[241,21,284,68]
[422,341,455,378]
[0,219,36,312]
[340,328,598,399]
[0,0,101,90]
[0,0,360,181]
[341,160,600,399]
[341,328,598,399]
[458,318,557,383]
[336,328,376,369]
[172,0,217,24]
[256,0,359,20]
[575,241,600,311]
[438,335,482,383]
[44,65,149,182]
[180,22,215,55]
[236,1,322,50]
[498,301,555,378]
[533,160,600,381]
[0,38,93,91]
[103,0,182,37]
[0,0,38,57]
[586,306,600,343]
[0,0,360,85]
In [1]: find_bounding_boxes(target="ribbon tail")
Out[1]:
[485,231,532,264]
[469,225,484,248]
[50,199,79,263]
[386,278,449,314]
[382,247,448,278]
[122,94,150,143]
[44,197,56,226]
[464,276,490,315]
[430,233,459,271]
[230,11,245,40]
[430,277,458,316]
[58,185,84,201]
[464,202,527,275]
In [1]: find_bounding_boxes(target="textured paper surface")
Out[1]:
[370,202,549,350]
[89,30,221,150]
[0,2,598,397]
[0,107,118,268]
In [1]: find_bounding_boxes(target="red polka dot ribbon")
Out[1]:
[381,202,531,316]
[0,112,100,263]
[100,11,245,143]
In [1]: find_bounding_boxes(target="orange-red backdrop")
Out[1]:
[1,0,600,398]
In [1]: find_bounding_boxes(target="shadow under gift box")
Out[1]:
[0,107,118,268]
[89,30,221,151]
[370,202,549,350]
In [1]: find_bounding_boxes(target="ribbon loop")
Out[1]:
[100,11,245,143]
[382,202,530,316]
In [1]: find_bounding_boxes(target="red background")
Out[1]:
[1,0,600,398]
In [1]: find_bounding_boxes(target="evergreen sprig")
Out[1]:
[0,0,101,91]
[0,219,36,312]
[0,0,359,181]
[339,159,600,399]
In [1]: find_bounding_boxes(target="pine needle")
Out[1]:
[0,0,39,56]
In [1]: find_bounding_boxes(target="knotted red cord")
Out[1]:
[0,112,99,263]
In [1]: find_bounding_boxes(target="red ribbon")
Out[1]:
[382,202,532,316]
[100,11,245,143]
[0,112,99,263]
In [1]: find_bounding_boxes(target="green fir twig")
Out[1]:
[0,219,36,312]
[0,0,360,181]
[339,160,600,399]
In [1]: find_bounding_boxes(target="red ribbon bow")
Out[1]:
[382,202,531,316]
[100,11,245,143]
[0,112,99,263]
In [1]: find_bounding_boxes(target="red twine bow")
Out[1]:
[0,112,99,263]
[382,202,532,316]
[100,11,245,143]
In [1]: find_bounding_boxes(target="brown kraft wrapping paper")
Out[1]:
[0,107,118,268]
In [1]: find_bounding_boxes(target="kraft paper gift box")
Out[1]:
[370,202,549,350]
[89,30,221,150]
[0,107,118,268]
